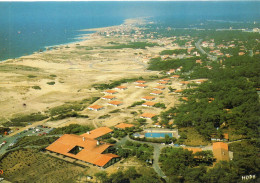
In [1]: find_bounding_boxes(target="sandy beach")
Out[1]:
[0,18,182,129]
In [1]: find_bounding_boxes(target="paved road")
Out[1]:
[0,127,54,155]
[116,135,168,182]
[195,39,217,61]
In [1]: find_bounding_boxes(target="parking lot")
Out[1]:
[0,126,54,155]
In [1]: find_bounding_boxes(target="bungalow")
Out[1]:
[115,86,127,90]
[135,80,146,84]
[153,122,161,128]
[104,90,118,95]
[46,127,119,168]
[115,123,134,130]
[196,59,203,64]
[238,52,245,56]
[158,81,168,85]
[160,78,171,82]
[142,96,156,101]
[179,81,189,85]
[88,105,104,111]
[174,89,183,93]
[108,101,123,106]
[142,101,156,107]
[213,142,229,162]
[150,90,163,95]
[184,147,202,154]
[153,86,165,90]
[141,113,157,119]
[135,84,147,88]
[182,97,188,101]
[196,79,207,84]
[102,95,116,100]
[167,69,175,75]
[171,75,180,79]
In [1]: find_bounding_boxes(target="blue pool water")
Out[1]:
[145,132,173,138]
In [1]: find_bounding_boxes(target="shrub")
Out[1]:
[32,86,41,90]
[47,81,55,85]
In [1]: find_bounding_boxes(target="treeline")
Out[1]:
[159,140,260,183]
[103,42,159,50]
[48,124,93,135]
[148,56,201,72]
[95,166,162,183]
[93,78,138,90]
[166,55,260,139]
[160,49,187,55]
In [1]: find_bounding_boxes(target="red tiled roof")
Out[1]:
[109,101,123,106]
[141,113,156,118]
[142,101,156,107]
[115,123,134,129]
[135,80,146,84]
[104,90,117,94]
[102,95,116,100]
[160,78,171,81]
[171,75,180,78]
[180,81,189,85]
[175,89,183,93]
[184,147,202,154]
[150,90,162,95]
[136,84,147,88]
[213,142,229,162]
[182,97,188,101]
[88,105,104,110]
[115,86,127,90]
[158,81,168,84]
[46,134,119,167]
[154,86,165,90]
[81,127,113,139]
[142,96,156,100]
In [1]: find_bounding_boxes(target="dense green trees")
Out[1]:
[49,124,92,135]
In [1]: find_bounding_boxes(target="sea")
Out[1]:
[0,1,259,61]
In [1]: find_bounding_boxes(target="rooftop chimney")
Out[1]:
[83,137,85,141]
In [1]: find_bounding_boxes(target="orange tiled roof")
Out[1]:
[136,84,147,88]
[223,133,229,140]
[102,95,116,100]
[180,81,189,85]
[182,97,188,101]
[104,90,117,94]
[81,127,113,139]
[184,147,202,154]
[171,75,180,78]
[158,81,168,84]
[46,134,119,167]
[135,80,146,84]
[175,89,183,93]
[160,78,171,81]
[154,86,165,90]
[213,142,229,162]
[115,123,134,129]
[142,96,156,100]
[141,113,156,118]
[142,101,156,106]
[150,90,163,95]
[115,86,127,90]
[109,101,123,106]
[88,105,104,110]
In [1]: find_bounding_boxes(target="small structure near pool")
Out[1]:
[133,128,179,139]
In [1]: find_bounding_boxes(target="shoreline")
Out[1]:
[0,19,131,64]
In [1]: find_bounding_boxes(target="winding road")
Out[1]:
[117,135,168,182]
[195,39,217,61]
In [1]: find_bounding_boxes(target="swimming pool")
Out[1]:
[145,132,173,138]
